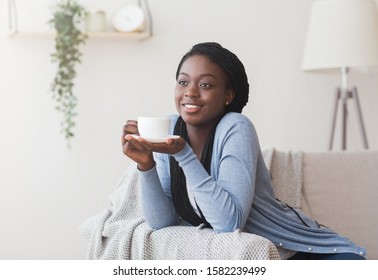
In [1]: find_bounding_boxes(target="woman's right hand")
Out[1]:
[122,120,155,171]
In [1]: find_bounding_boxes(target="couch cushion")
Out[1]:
[301,150,378,259]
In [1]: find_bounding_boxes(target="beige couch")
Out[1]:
[298,150,378,260]
[81,149,378,260]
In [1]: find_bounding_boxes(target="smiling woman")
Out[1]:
[175,55,234,135]
[121,42,366,260]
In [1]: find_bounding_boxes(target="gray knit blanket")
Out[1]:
[79,163,281,260]
[262,147,303,209]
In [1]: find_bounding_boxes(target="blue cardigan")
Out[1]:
[139,113,366,258]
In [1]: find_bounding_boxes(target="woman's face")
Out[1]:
[175,54,235,129]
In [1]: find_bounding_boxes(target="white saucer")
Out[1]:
[131,135,180,143]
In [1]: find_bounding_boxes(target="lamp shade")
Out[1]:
[302,0,378,73]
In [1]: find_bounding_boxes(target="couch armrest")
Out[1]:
[131,223,280,260]
[81,164,280,260]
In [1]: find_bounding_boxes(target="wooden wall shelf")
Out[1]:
[7,0,153,41]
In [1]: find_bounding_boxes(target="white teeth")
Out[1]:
[184,104,200,108]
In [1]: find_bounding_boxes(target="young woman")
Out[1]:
[122,42,366,260]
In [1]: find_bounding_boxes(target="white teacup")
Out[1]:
[137,117,170,140]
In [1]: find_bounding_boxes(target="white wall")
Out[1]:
[0,0,377,259]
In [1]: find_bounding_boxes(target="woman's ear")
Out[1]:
[225,89,236,105]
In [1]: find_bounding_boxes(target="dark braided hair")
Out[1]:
[170,42,250,227]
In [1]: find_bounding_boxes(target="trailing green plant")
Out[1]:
[49,0,88,146]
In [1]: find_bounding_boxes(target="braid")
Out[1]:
[170,117,217,227]
[170,117,204,225]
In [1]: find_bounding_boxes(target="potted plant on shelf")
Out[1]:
[49,0,88,147]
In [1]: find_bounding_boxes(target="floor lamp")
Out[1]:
[302,0,378,150]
